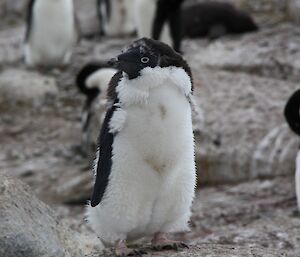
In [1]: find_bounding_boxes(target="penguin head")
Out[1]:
[108,38,192,81]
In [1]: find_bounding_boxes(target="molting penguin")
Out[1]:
[76,62,117,157]
[24,0,79,67]
[97,0,136,36]
[284,89,300,212]
[182,1,258,40]
[86,38,196,256]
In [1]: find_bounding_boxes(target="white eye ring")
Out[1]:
[141,57,150,63]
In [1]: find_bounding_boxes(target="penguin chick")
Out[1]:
[284,89,300,212]
[76,62,117,157]
[182,1,258,39]
[152,0,184,52]
[86,38,196,256]
[24,0,79,68]
[97,0,136,36]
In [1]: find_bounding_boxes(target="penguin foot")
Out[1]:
[151,232,189,251]
[115,240,147,257]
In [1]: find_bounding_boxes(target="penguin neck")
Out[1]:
[116,66,192,106]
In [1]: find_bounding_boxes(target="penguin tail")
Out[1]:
[284,89,300,136]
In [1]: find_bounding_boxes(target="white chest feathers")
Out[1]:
[117,66,192,106]
[25,0,77,67]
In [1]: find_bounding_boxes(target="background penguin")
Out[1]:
[24,0,79,67]
[182,1,258,40]
[134,0,172,47]
[76,62,117,158]
[284,89,300,212]
[97,0,136,36]
[152,0,184,52]
[86,38,196,256]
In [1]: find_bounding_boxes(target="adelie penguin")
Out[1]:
[284,89,300,212]
[86,38,196,256]
[97,0,135,36]
[24,0,79,67]
[76,62,117,158]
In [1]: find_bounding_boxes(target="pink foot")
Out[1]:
[115,240,147,257]
[151,232,189,251]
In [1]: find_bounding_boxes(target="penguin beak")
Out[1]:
[108,49,140,69]
[107,57,119,67]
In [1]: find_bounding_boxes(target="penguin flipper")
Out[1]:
[25,0,35,42]
[90,72,123,207]
[284,89,300,136]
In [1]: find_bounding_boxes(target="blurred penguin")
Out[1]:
[152,0,184,52]
[97,0,135,36]
[134,0,172,47]
[24,0,79,67]
[76,62,117,157]
[182,1,258,40]
[284,89,300,212]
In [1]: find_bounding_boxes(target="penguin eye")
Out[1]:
[141,57,150,64]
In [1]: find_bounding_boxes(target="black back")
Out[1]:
[152,0,184,52]
[284,89,300,136]
[182,2,258,39]
[90,71,123,207]
[25,0,35,42]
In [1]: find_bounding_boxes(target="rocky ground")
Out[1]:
[1,1,300,256]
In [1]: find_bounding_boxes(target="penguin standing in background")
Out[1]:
[86,38,196,256]
[284,89,300,212]
[76,62,117,157]
[24,0,78,67]
[134,0,172,47]
[97,0,136,36]
[152,0,184,52]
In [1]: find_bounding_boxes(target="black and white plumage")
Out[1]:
[86,38,196,255]
[24,0,78,67]
[284,89,300,212]
[76,62,117,157]
[182,1,258,39]
[97,0,135,36]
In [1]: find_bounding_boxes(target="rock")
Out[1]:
[0,175,85,257]
[191,69,299,184]
[0,69,58,109]
[189,24,300,82]
[181,25,300,184]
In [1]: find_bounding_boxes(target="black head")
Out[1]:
[108,38,192,83]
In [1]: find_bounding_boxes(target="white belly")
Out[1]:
[87,82,196,244]
[25,0,76,66]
